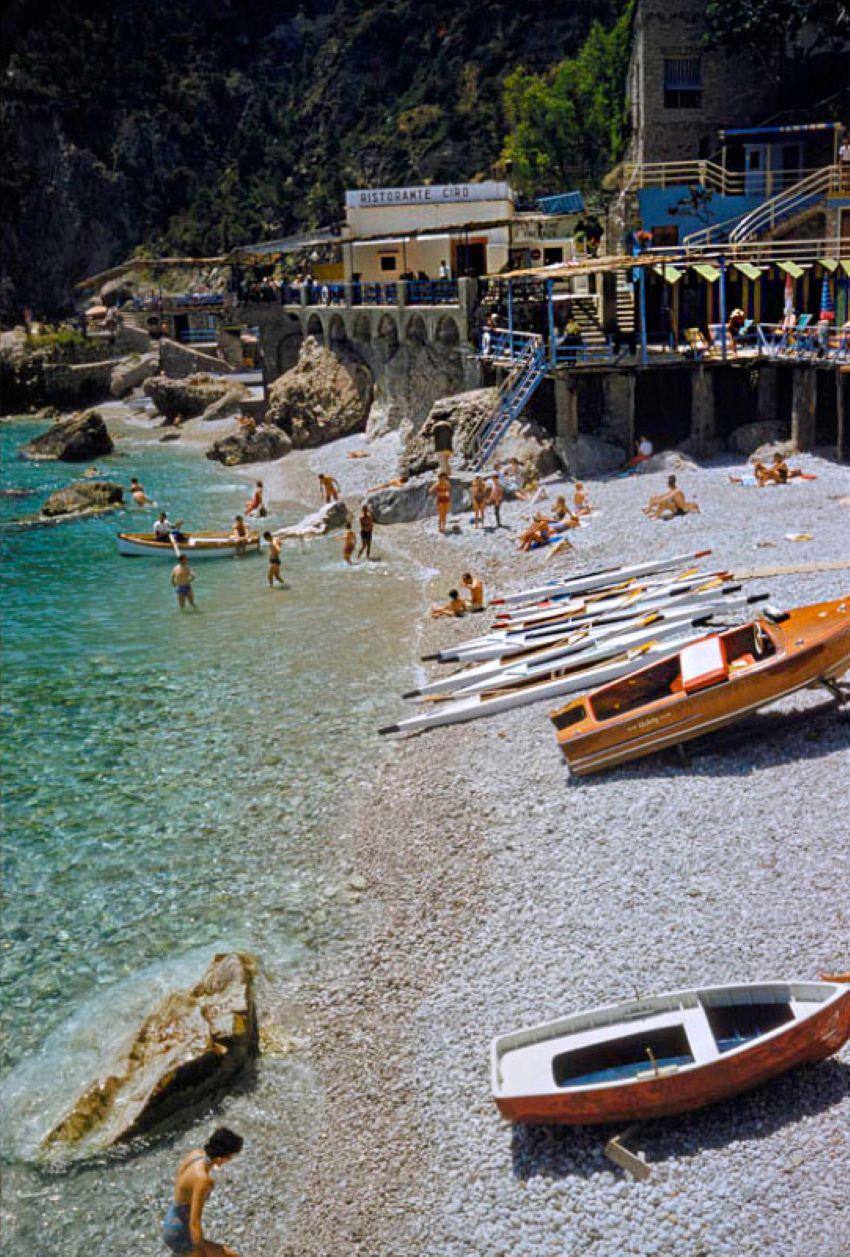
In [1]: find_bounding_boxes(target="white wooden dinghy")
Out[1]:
[116,531,260,559]
[491,980,850,1125]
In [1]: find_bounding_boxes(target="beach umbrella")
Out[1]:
[819,275,835,321]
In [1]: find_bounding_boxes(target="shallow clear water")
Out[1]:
[0,417,418,1251]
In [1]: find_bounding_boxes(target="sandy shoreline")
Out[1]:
[47,406,850,1253]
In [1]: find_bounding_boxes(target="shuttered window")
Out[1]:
[663,56,702,109]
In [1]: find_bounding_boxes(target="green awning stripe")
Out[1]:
[841,259,850,277]
[818,257,838,272]
[691,263,720,283]
[733,262,763,281]
[777,260,805,279]
[653,264,683,283]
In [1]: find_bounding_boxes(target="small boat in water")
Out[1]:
[491,980,850,1125]
[550,597,850,775]
[116,531,261,559]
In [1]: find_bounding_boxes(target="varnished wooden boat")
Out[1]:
[491,980,850,1125]
[550,596,850,775]
[116,531,260,558]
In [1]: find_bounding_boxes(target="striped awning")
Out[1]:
[692,262,720,283]
[818,257,838,272]
[653,264,683,283]
[842,260,850,277]
[777,260,805,279]
[734,262,763,281]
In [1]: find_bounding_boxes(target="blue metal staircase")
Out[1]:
[472,333,547,469]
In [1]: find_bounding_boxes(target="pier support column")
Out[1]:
[690,366,716,457]
[838,368,849,462]
[791,366,816,451]
[601,371,635,452]
[756,362,777,421]
[554,376,579,446]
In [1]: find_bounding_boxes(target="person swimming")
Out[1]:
[162,1127,243,1255]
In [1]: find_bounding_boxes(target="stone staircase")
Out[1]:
[616,279,635,334]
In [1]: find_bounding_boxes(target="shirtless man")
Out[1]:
[518,514,552,551]
[461,572,485,612]
[230,514,249,555]
[431,589,467,619]
[342,523,356,565]
[645,476,700,519]
[470,476,488,528]
[170,555,197,609]
[130,477,150,507]
[262,531,285,587]
[318,473,340,503]
[358,503,375,559]
[489,473,505,528]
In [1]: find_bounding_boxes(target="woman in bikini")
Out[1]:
[429,472,452,534]
[470,475,488,528]
[162,1127,243,1255]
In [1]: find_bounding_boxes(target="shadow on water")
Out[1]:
[511,1058,850,1182]
[567,698,850,787]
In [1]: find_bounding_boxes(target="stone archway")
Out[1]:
[376,313,400,359]
[405,314,428,346]
[306,313,324,344]
[328,314,348,352]
[353,312,372,345]
[435,314,461,349]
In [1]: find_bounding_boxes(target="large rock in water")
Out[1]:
[364,474,471,524]
[21,410,113,462]
[266,337,372,447]
[207,426,292,466]
[41,480,124,518]
[110,352,159,398]
[40,953,257,1154]
[144,373,249,422]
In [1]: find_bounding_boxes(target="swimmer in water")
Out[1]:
[170,555,197,610]
[130,477,150,507]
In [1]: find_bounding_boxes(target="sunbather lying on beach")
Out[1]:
[517,514,576,551]
[729,453,814,487]
[431,589,467,618]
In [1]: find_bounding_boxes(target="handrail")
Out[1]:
[729,166,839,243]
[622,162,826,198]
[649,236,848,264]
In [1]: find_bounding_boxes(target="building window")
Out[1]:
[663,57,701,109]
[379,254,397,272]
[544,247,564,265]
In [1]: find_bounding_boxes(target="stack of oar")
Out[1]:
[379,550,768,736]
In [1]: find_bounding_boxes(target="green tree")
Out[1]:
[501,3,634,196]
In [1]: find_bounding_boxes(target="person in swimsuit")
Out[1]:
[245,481,265,517]
[343,523,356,565]
[470,476,488,528]
[262,531,285,587]
[461,572,485,611]
[573,482,592,515]
[357,503,374,559]
[161,1127,243,1255]
[318,473,340,504]
[229,515,249,555]
[170,556,197,610]
[431,589,467,619]
[130,477,151,507]
[428,472,451,534]
[489,473,504,528]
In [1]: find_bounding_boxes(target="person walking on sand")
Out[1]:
[245,480,265,517]
[429,472,451,534]
[461,571,485,612]
[343,522,356,565]
[489,472,505,528]
[318,473,340,504]
[130,477,151,507]
[358,503,375,559]
[263,531,285,587]
[170,555,197,610]
[161,1127,243,1256]
[471,475,488,528]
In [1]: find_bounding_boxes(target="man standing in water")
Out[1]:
[358,503,375,560]
[170,555,197,610]
[262,531,285,588]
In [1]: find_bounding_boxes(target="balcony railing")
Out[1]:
[622,162,828,199]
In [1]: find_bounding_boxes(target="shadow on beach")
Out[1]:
[567,699,850,787]
[510,1058,850,1182]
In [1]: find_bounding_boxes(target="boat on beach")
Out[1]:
[491,980,850,1125]
[116,531,261,558]
[550,597,850,775]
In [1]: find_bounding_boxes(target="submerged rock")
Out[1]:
[145,373,249,422]
[21,410,113,462]
[41,480,124,518]
[40,952,257,1154]
[266,337,372,447]
[365,473,471,524]
[207,425,292,466]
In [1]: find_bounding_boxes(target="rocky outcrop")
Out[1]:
[41,952,257,1154]
[277,500,350,537]
[21,410,113,462]
[207,426,292,466]
[632,450,700,475]
[364,474,471,524]
[110,352,159,398]
[159,338,235,380]
[266,337,373,447]
[400,388,496,476]
[199,389,252,423]
[562,433,625,477]
[144,373,249,422]
[366,341,464,439]
[749,439,799,464]
[41,480,124,518]
[728,420,788,455]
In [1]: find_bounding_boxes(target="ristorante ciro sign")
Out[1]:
[345,182,511,208]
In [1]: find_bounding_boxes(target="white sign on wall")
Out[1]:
[345,181,511,209]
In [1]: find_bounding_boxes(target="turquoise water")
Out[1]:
[0,417,419,1250]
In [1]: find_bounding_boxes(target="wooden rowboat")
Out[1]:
[491,980,850,1125]
[116,531,260,559]
[550,596,850,775]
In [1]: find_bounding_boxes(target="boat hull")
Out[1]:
[493,983,850,1125]
[116,532,260,559]
[554,598,850,775]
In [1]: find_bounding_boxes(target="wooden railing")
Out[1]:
[622,162,827,199]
